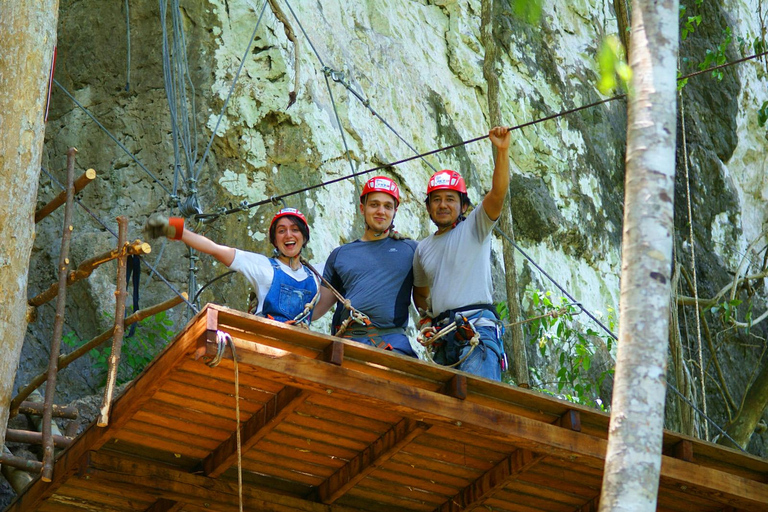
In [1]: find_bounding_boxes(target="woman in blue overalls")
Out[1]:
[144,208,319,326]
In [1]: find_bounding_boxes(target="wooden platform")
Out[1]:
[5,304,768,512]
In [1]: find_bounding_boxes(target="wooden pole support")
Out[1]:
[98,216,129,427]
[35,168,96,223]
[42,147,77,482]
[28,240,151,308]
[18,401,78,420]
[10,293,187,417]
[0,452,43,474]
[6,429,73,448]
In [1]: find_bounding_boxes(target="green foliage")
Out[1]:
[709,298,743,324]
[698,27,732,80]
[597,35,632,95]
[738,35,766,57]
[525,288,615,409]
[681,14,702,41]
[62,311,176,387]
[509,0,543,24]
[758,101,768,127]
[495,301,510,322]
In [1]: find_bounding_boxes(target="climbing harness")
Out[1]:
[300,258,372,337]
[417,312,482,368]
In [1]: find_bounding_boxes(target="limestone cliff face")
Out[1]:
[17,0,768,451]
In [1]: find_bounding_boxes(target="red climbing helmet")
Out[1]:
[426,170,467,195]
[360,176,400,205]
[269,207,310,246]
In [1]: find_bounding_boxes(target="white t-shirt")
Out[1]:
[413,205,497,318]
[228,249,321,314]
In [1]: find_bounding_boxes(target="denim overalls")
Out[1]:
[258,259,317,326]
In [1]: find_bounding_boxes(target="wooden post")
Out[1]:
[98,216,129,427]
[6,429,73,448]
[41,147,77,482]
[28,240,151,307]
[34,168,97,223]
[18,401,78,420]
[10,294,186,417]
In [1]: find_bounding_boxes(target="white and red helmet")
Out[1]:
[269,207,310,246]
[360,176,400,205]
[426,170,467,195]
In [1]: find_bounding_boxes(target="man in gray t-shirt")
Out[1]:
[413,126,511,380]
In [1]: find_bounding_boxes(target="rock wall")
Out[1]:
[8,1,768,497]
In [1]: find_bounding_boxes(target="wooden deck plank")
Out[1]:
[112,427,211,459]
[295,400,394,434]
[168,366,277,404]
[389,450,484,481]
[318,418,430,503]
[305,392,404,424]
[203,386,309,477]
[378,459,469,489]
[132,409,231,442]
[79,450,360,512]
[177,357,286,394]
[275,421,375,451]
[256,429,360,460]
[140,397,237,431]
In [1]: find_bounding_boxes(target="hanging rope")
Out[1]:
[680,89,708,440]
[207,331,243,512]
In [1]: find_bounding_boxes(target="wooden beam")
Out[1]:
[557,409,582,432]
[438,375,467,400]
[575,495,600,512]
[35,167,97,223]
[666,439,693,462]
[322,339,344,366]
[202,386,310,477]
[435,449,545,512]
[202,334,768,510]
[6,428,73,448]
[3,305,213,512]
[80,450,362,512]
[145,498,186,512]
[0,452,43,473]
[28,239,151,307]
[18,400,78,419]
[318,418,430,504]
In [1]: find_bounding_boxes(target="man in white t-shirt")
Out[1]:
[412,126,511,380]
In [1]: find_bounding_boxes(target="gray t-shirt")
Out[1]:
[413,204,497,318]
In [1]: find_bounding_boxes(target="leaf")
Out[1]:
[758,101,768,127]
[511,0,543,24]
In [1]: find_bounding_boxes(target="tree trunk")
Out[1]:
[599,0,679,510]
[480,0,529,387]
[719,362,768,450]
[0,0,60,457]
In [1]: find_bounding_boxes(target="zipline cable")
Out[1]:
[494,223,748,453]
[282,0,362,196]
[193,49,768,222]
[52,79,174,197]
[39,166,199,313]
